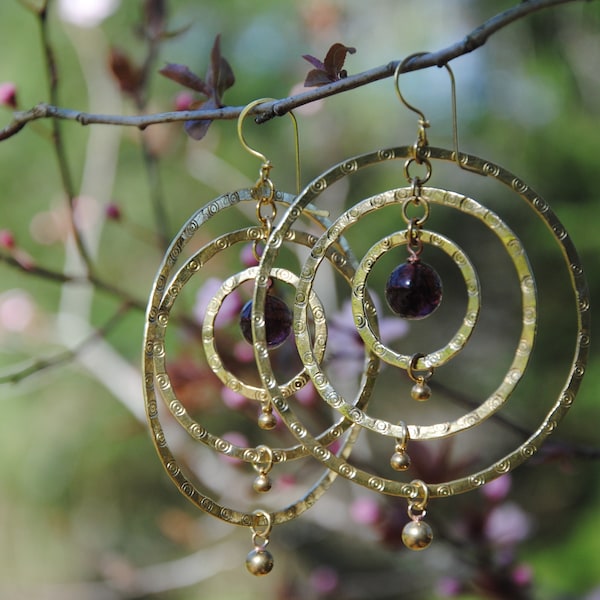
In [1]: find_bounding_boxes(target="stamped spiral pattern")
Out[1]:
[248,145,589,499]
[142,188,369,527]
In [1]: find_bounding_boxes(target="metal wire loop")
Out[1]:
[409,479,430,512]
[237,97,302,194]
[408,353,434,383]
[251,509,273,539]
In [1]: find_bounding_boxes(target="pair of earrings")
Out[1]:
[142,56,590,576]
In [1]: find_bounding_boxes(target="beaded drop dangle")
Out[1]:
[250,54,590,554]
[142,98,365,575]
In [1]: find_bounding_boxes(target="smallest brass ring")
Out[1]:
[394,421,409,451]
[409,479,430,512]
[401,197,430,227]
[408,353,434,383]
[251,509,273,539]
[404,157,432,186]
[254,177,276,208]
[252,445,274,474]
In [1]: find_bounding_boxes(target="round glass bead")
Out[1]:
[385,260,442,319]
[240,295,292,348]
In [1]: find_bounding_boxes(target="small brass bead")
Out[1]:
[411,381,431,402]
[390,451,411,471]
[402,520,433,551]
[258,412,277,430]
[253,473,272,493]
[246,548,274,576]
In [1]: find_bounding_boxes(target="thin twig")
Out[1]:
[0,302,132,384]
[0,0,590,141]
[38,5,95,274]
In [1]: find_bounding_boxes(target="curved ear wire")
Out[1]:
[237,97,302,194]
[394,55,483,174]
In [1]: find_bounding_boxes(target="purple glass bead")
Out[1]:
[240,295,292,348]
[385,260,442,319]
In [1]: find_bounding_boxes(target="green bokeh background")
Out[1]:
[0,1,599,599]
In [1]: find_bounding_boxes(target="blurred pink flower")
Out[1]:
[481,473,512,503]
[105,202,122,221]
[295,381,317,407]
[240,243,260,267]
[350,496,381,526]
[512,563,533,587]
[0,82,17,108]
[436,577,462,597]
[233,340,255,363]
[218,431,249,466]
[326,298,409,381]
[194,278,243,329]
[309,566,339,595]
[484,502,532,547]
[174,91,194,111]
[220,386,248,410]
[0,229,16,250]
[0,289,36,332]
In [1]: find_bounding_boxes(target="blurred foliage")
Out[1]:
[0,1,600,599]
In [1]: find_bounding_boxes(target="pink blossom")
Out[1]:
[0,82,17,108]
[220,386,248,410]
[326,298,409,381]
[0,229,15,250]
[309,566,339,595]
[484,502,532,547]
[512,564,533,587]
[233,341,255,363]
[350,496,381,526]
[436,577,462,597]
[105,202,122,221]
[218,431,248,465]
[240,243,259,267]
[295,381,317,407]
[0,289,36,332]
[481,473,512,503]
[174,91,194,111]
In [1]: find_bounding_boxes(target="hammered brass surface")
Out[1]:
[294,189,537,441]
[251,146,590,499]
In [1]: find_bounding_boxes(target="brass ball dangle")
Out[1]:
[402,480,433,551]
[246,547,274,576]
[257,403,277,430]
[390,449,411,471]
[252,445,274,493]
[408,353,434,402]
[246,510,274,576]
[390,421,411,472]
[402,519,434,551]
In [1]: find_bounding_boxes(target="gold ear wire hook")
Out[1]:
[394,53,430,127]
[395,54,483,175]
[237,98,302,194]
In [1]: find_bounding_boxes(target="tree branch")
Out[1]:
[0,0,590,141]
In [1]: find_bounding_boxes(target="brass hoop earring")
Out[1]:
[251,58,590,552]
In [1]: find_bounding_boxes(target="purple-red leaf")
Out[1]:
[206,34,235,103]
[302,54,326,71]
[304,69,336,87]
[160,34,235,140]
[324,43,356,77]
[109,48,144,98]
[184,97,217,141]
[303,42,356,87]
[159,63,210,95]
